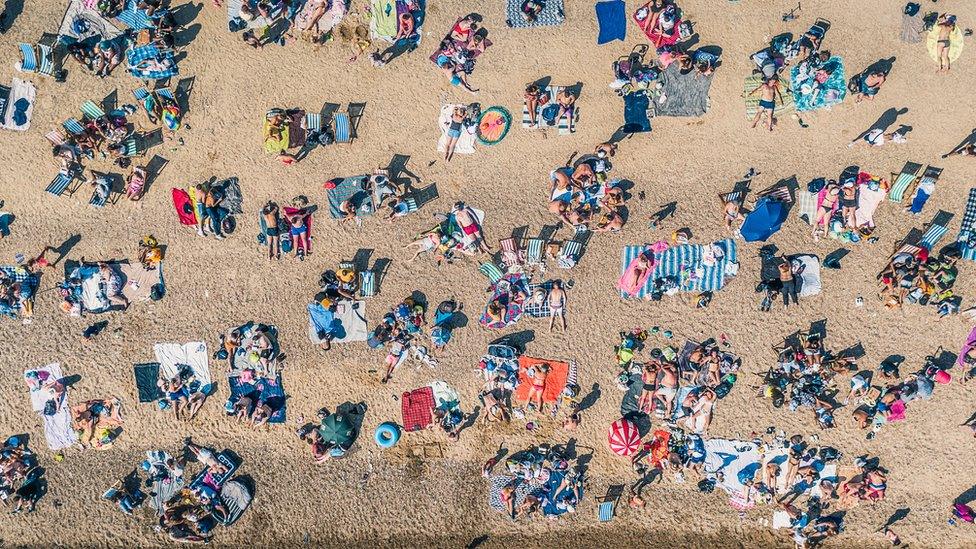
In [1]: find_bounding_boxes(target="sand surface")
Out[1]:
[1,0,976,546]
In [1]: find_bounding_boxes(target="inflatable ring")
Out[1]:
[374,422,400,448]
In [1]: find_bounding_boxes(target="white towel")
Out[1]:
[436,104,477,155]
[25,363,78,451]
[153,342,211,386]
[2,78,36,132]
[333,301,368,343]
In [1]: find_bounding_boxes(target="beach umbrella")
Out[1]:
[318,412,355,450]
[608,418,641,456]
[740,197,787,242]
[477,107,511,145]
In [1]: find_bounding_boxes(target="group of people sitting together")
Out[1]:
[879,245,961,314]
[492,443,584,520]
[0,436,43,514]
[218,323,287,427]
[333,171,411,224]
[0,251,45,321]
[157,365,210,421]
[71,397,125,449]
[809,171,885,242]
[367,295,444,383]
[58,260,130,315]
[548,142,627,233]
[67,8,177,78]
[404,201,491,264]
[258,198,313,260]
[431,13,491,92]
[295,405,360,462]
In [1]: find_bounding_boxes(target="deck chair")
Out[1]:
[525,237,546,273]
[305,112,323,132]
[807,18,831,42]
[45,129,67,146]
[718,190,746,208]
[63,118,87,136]
[957,188,976,261]
[17,44,38,72]
[81,100,106,120]
[37,44,55,77]
[498,237,525,269]
[596,486,622,522]
[919,220,950,251]
[359,271,377,297]
[556,239,583,269]
[119,137,141,157]
[479,262,504,284]
[906,166,943,214]
[888,161,922,203]
[333,111,352,143]
[45,171,80,197]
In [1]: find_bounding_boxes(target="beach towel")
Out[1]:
[927,26,964,63]
[295,0,347,37]
[370,0,398,39]
[596,0,626,44]
[331,300,368,343]
[172,188,197,225]
[58,0,123,42]
[228,374,287,423]
[190,450,240,492]
[437,104,477,154]
[633,1,680,46]
[149,475,184,513]
[957,188,976,261]
[540,470,580,516]
[854,183,887,228]
[218,479,252,526]
[797,189,817,224]
[119,262,162,304]
[522,86,576,135]
[744,75,794,119]
[480,274,528,328]
[623,91,652,133]
[790,56,846,112]
[514,356,572,403]
[488,475,537,513]
[26,363,79,451]
[326,175,375,219]
[792,254,822,298]
[430,380,460,410]
[401,385,435,431]
[133,362,163,402]
[703,438,760,507]
[1,79,35,132]
[523,282,554,318]
[654,63,711,117]
[618,245,653,298]
[127,45,178,80]
[957,326,976,368]
[653,239,738,292]
[153,342,212,388]
[507,0,564,28]
[901,12,923,43]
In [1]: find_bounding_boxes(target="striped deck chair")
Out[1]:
[597,492,619,522]
[81,100,106,120]
[305,112,322,132]
[63,118,86,136]
[479,262,504,284]
[919,222,950,251]
[45,129,67,146]
[46,172,77,196]
[90,191,110,208]
[525,238,546,273]
[888,161,922,203]
[402,197,418,213]
[498,237,525,268]
[119,137,140,157]
[359,271,377,297]
[956,188,976,261]
[34,44,56,77]
[17,44,37,72]
[797,189,817,224]
[333,112,351,143]
[556,239,583,269]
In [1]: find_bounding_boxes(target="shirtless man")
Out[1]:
[548,167,577,222]
[637,362,658,414]
[593,210,624,233]
[159,376,190,420]
[653,361,679,415]
[261,201,281,260]
[183,438,229,475]
[555,89,577,128]
[232,395,253,423]
[547,280,567,332]
[98,263,129,310]
[746,77,784,131]
[936,15,957,73]
[453,202,491,253]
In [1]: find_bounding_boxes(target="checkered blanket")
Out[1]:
[957,188,976,261]
[127,45,178,80]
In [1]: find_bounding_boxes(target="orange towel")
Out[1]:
[514,356,569,403]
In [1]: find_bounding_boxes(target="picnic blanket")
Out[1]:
[480,273,529,328]
[524,281,554,317]
[1,79,35,132]
[488,475,538,514]
[744,75,794,119]
[58,0,123,42]
[127,45,178,80]
[522,86,576,135]
[703,438,760,509]
[26,363,78,451]
[927,26,964,63]
[153,342,212,389]
[654,63,712,117]
[623,91,652,133]
[507,0,564,28]
[133,362,163,402]
[401,385,435,431]
[790,56,846,112]
[119,262,162,303]
[958,188,976,261]
[792,254,822,298]
[595,0,626,44]
[227,374,287,423]
[633,1,680,46]
[437,104,477,155]
[326,175,374,219]
[514,356,573,403]
[854,181,888,228]
[334,300,368,343]
[149,475,184,513]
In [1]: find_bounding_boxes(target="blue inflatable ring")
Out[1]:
[374,422,400,448]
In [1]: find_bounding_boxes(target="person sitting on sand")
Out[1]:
[853,71,885,102]
[942,141,976,159]
[593,210,624,233]
[183,438,228,475]
[519,0,544,23]
[250,400,274,428]
[548,280,567,332]
[722,197,745,234]
[936,14,957,73]
[523,363,550,411]
[746,77,784,132]
[444,105,466,162]
[159,376,190,420]
[94,40,123,78]
[262,201,281,260]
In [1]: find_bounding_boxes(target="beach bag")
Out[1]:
[954,503,975,522]
[42,399,57,416]
[807,177,826,194]
[150,284,165,301]
[541,104,560,125]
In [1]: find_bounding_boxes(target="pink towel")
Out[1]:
[618,252,653,297]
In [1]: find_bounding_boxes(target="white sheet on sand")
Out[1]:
[153,342,211,386]
[436,104,476,155]
[80,270,110,312]
[26,363,78,451]
[58,0,123,41]
[119,262,162,303]
[793,254,821,298]
[855,186,887,228]
[430,380,459,408]
[703,438,760,500]
[332,300,368,343]
[2,78,36,132]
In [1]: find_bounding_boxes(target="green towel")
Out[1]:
[744,75,794,119]
[372,0,398,39]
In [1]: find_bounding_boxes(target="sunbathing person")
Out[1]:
[523,363,550,411]
[812,183,839,237]
[98,262,129,310]
[840,181,858,228]
[683,388,716,434]
[746,77,784,131]
[91,174,113,205]
[261,201,281,260]
[184,438,230,476]
[778,258,799,308]
[942,141,976,158]
[554,88,577,128]
[94,40,123,78]
[125,165,147,201]
[637,362,658,414]
[287,209,310,258]
[453,202,491,253]
[524,84,542,127]
[548,280,567,332]
[936,14,957,73]
[548,167,577,222]
[201,184,226,239]
[722,198,745,234]
[250,401,274,428]
[653,361,679,414]
[404,233,443,262]
[444,106,466,162]
[853,71,885,102]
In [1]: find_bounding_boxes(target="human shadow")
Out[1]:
[0,0,24,33]
[865,57,896,77]
[577,383,600,412]
[943,127,976,158]
[853,107,908,142]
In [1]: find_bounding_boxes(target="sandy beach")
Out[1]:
[1,0,976,546]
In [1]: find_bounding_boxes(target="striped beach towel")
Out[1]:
[743,75,794,119]
[522,86,576,135]
[957,188,976,261]
[654,239,738,292]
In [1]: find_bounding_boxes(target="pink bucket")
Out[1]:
[934,370,951,384]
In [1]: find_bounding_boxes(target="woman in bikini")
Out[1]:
[812,183,839,237]
[125,165,147,201]
[523,363,550,412]
[444,106,465,162]
[723,198,745,234]
[524,84,542,128]
[840,182,858,228]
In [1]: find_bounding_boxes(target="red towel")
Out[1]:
[401,386,434,431]
[172,188,196,226]
[514,356,569,404]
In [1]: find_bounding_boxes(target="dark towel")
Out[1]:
[134,363,163,402]
[623,91,652,133]
[595,0,626,45]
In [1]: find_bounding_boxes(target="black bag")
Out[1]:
[904,3,920,16]
[43,399,57,416]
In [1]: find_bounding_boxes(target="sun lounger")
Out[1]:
[360,270,376,297]
[46,171,80,196]
[479,262,504,284]
[888,161,922,203]
[45,129,67,146]
[919,219,950,251]
[956,188,976,261]
[906,165,942,214]
[556,239,583,269]
[81,100,106,120]
[597,490,619,522]
[17,44,38,73]
[525,237,546,273]
[305,112,322,132]
[522,86,576,135]
[498,237,525,268]
[63,117,86,135]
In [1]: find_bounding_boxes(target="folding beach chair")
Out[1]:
[919,220,950,251]
[906,165,943,214]
[45,129,67,146]
[63,118,87,136]
[596,486,622,522]
[45,171,81,197]
[305,112,323,132]
[479,262,504,284]
[81,100,106,120]
[119,137,140,157]
[525,237,546,273]
[90,189,116,208]
[359,271,377,297]
[718,190,746,209]
[888,161,922,203]
[498,237,525,269]
[37,44,56,77]
[807,18,831,42]
[956,188,976,261]
[17,44,37,73]
[332,111,352,143]
[556,239,583,269]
